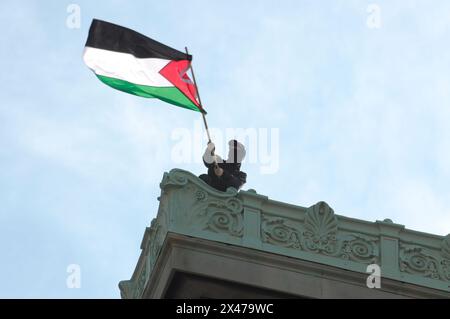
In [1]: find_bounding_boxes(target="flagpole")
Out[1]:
[185,47,218,168]
[185,47,210,142]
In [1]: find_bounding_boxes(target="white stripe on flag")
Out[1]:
[83,47,174,87]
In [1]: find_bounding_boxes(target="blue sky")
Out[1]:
[1,0,450,298]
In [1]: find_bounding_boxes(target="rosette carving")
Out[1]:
[339,234,378,263]
[400,244,450,281]
[199,197,244,237]
[261,218,302,249]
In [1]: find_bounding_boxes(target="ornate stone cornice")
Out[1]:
[261,202,379,264]
[119,169,450,298]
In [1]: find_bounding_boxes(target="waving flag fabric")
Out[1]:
[83,19,204,113]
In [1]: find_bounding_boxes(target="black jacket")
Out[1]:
[203,157,247,192]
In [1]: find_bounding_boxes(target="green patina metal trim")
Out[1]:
[119,169,450,298]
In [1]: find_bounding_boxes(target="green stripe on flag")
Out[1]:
[96,75,201,112]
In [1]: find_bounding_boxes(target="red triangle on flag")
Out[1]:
[159,60,203,111]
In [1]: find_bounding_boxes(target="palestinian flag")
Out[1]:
[83,19,204,113]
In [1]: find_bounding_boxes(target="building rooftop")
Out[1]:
[119,169,450,298]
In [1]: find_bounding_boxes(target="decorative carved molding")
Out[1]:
[442,234,450,259]
[148,219,162,267]
[160,169,238,197]
[195,196,244,237]
[338,233,379,263]
[160,170,189,190]
[123,217,168,298]
[303,202,338,254]
[261,218,302,249]
[158,169,243,238]
[121,169,450,297]
[400,243,450,281]
[134,261,148,298]
[261,201,379,264]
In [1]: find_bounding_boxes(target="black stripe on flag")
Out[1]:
[85,19,192,61]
